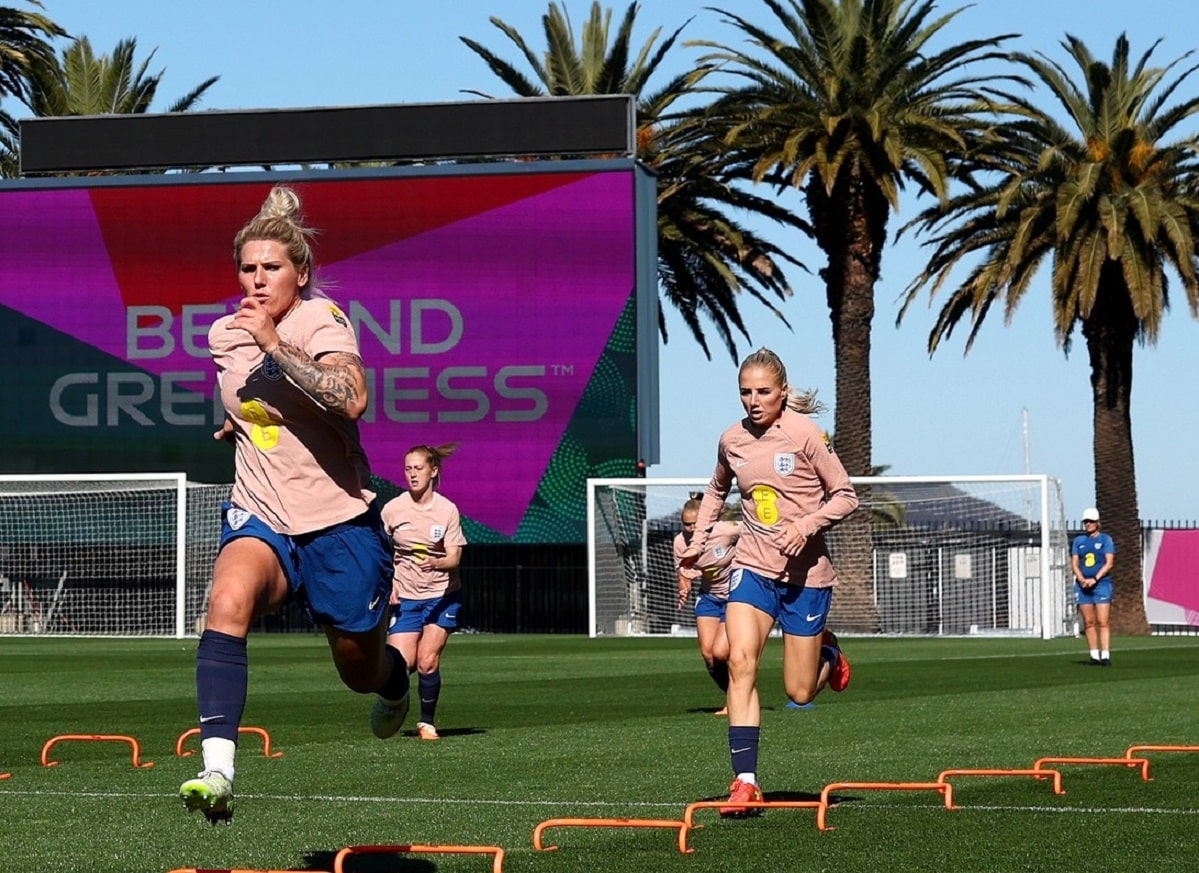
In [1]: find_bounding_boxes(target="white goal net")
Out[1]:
[0,474,230,638]
[588,475,1071,639]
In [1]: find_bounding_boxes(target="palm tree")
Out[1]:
[0,106,16,176]
[461,1,809,361]
[686,0,1019,629]
[23,35,216,116]
[1,35,218,176]
[0,1,66,105]
[902,35,1199,635]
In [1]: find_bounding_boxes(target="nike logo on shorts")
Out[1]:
[806,613,822,622]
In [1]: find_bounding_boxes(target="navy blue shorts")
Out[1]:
[389,588,464,634]
[694,592,727,621]
[1075,578,1113,606]
[219,501,392,633]
[728,567,832,636]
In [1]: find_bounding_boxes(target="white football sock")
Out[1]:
[200,737,236,780]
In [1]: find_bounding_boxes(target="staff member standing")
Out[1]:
[1071,506,1115,666]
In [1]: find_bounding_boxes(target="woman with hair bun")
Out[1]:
[181,185,412,823]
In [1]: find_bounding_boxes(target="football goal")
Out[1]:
[0,474,230,638]
[587,475,1071,639]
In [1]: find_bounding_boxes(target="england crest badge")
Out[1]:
[773,453,796,476]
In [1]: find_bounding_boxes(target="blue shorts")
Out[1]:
[1075,578,1113,606]
[389,588,464,634]
[219,501,392,633]
[728,567,832,636]
[694,592,727,621]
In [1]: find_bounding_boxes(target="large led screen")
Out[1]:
[0,165,652,543]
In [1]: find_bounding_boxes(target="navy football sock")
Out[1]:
[418,669,442,724]
[707,661,730,693]
[728,725,760,777]
[195,629,248,743]
[378,644,410,702]
[820,644,841,671]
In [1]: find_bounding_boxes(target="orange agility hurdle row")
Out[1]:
[334,844,505,873]
[1125,744,1199,759]
[937,768,1065,805]
[533,817,686,852]
[680,801,822,852]
[176,726,282,759]
[41,734,153,769]
[817,782,952,831]
[1033,756,1151,782]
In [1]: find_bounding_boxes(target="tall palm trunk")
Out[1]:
[809,164,885,632]
[1082,272,1149,634]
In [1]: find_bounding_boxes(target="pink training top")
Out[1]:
[381,491,468,599]
[673,520,739,599]
[209,297,375,535]
[692,407,858,587]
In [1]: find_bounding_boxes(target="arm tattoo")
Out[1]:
[268,341,366,416]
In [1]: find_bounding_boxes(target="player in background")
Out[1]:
[1071,506,1116,666]
[673,497,739,716]
[181,185,411,824]
[381,444,468,741]
[680,347,858,818]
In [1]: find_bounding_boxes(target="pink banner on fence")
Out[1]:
[1145,529,1199,625]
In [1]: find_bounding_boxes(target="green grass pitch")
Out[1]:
[1,633,1196,872]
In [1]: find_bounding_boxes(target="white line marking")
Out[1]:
[2,790,1196,815]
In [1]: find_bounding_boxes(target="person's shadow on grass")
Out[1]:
[306,849,437,872]
[696,788,823,804]
[402,726,486,739]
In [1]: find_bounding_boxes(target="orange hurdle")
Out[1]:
[533,817,687,852]
[334,844,504,873]
[1033,756,1151,782]
[818,781,952,830]
[175,726,283,758]
[680,800,822,852]
[936,768,1065,806]
[0,772,10,780]
[41,734,153,769]
[1125,744,1199,759]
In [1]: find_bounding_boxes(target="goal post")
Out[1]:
[587,474,1071,640]
[0,474,230,638]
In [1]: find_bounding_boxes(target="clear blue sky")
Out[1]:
[19,0,1199,521]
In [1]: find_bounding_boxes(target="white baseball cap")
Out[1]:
[1082,507,1100,521]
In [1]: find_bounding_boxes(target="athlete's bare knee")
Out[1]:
[786,683,817,705]
[727,651,758,680]
[204,584,256,631]
[416,655,441,674]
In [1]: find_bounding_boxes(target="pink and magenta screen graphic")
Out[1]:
[0,170,641,540]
